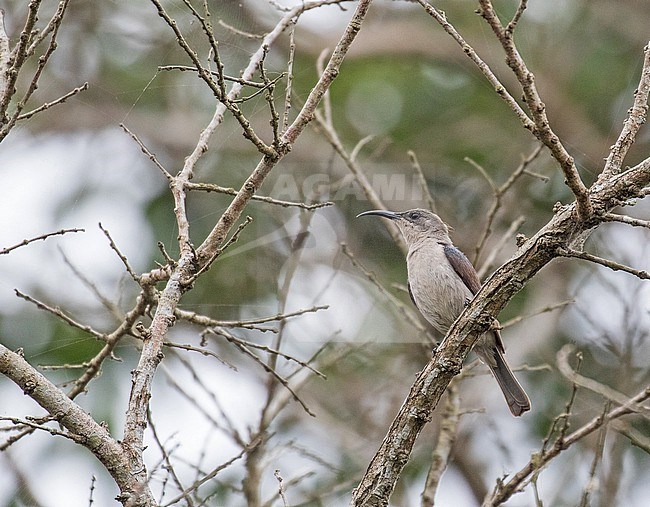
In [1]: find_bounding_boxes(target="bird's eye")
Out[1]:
[407,211,420,220]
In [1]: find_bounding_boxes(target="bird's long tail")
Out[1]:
[484,346,531,417]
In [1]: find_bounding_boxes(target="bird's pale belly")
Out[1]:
[407,262,472,334]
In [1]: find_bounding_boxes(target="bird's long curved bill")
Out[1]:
[356,210,398,220]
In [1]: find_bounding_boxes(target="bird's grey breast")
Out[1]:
[406,240,473,333]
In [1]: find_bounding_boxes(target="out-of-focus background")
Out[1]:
[1,1,649,505]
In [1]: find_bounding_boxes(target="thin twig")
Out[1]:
[120,123,172,181]
[147,409,193,507]
[558,247,650,280]
[197,0,373,263]
[477,216,526,278]
[476,0,592,219]
[501,298,574,329]
[313,112,405,253]
[472,144,543,265]
[207,328,325,377]
[602,213,650,230]
[579,402,610,507]
[0,416,82,444]
[556,344,650,418]
[282,20,296,134]
[211,328,317,417]
[98,223,140,283]
[185,182,333,209]
[601,42,650,178]
[484,386,650,506]
[274,469,290,507]
[415,0,535,133]
[341,243,428,335]
[0,228,84,255]
[14,289,107,341]
[59,247,124,320]
[176,305,328,332]
[158,65,268,88]
[160,439,262,507]
[187,216,254,283]
[2,0,72,139]
[408,150,436,212]
[17,82,88,120]
[163,341,235,370]
[217,18,265,39]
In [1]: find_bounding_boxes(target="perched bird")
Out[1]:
[357,208,531,416]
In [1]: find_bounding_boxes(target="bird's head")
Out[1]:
[357,208,450,245]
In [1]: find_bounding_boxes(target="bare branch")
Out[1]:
[472,144,543,266]
[484,386,650,506]
[207,328,325,378]
[67,293,149,399]
[421,383,461,507]
[407,150,436,212]
[197,0,373,263]
[98,223,141,283]
[476,0,592,219]
[120,123,172,182]
[158,65,268,88]
[175,304,328,332]
[0,344,153,504]
[1,228,84,255]
[476,215,526,278]
[558,247,650,280]
[282,21,296,134]
[415,0,535,133]
[185,181,333,209]
[601,42,650,178]
[0,1,40,122]
[209,329,316,417]
[14,289,106,341]
[147,411,192,507]
[1,0,72,140]
[274,469,290,507]
[163,341,234,370]
[501,298,574,329]
[579,403,609,507]
[602,213,650,230]
[314,114,406,253]
[0,415,82,443]
[160,439,261,507]
[556,344,650,418]
[16,81,88,121]
[505,0,528,35]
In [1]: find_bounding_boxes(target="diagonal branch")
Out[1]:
[0,344,154,505]
[600,42,650,179]
[124,2,373,502]
[557,344,650,418]
[197,0,374,263]
[416,0,535,133]
[484,386,650,506]
[476,0,592,220]
[350,132,650,507]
